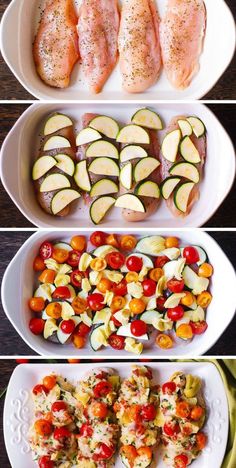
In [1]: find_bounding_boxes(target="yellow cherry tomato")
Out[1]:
[149,268,163,282]
[180,291,195,307]
[111,296,126,312]
[198,263,213,278]
[38,269,56,284]
[129,298,146,314]
[120,235,137,251]
[72,297,87,314]
[156,334,173,349]
[197,291,212,308]
[176,324,193,340]
[125,272,139,283]
[97,278,113,294]
[165,237,179,248]
[46,302,62,319]
[90,258,107,271]
[52,248,69,264]
[106,234,119,248]
[70,235,87,251]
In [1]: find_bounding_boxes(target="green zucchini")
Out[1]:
[160,177,181,200]
[174,182,195,212]
[134,157,160,183]
[179,136,201,163]
[89,196,115,224]
[131,108,163,130]
[170,162,200,183]
[135,181,160,198]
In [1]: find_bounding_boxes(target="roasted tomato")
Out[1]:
[67,250,81,267]
[54,427,71,440]
[90,258,107,271]
[43,375,57,391]
[51,401,67,412]
[198,262,213,278]
[112,279,127,296]
[156,296,166,311]
[73,335,86,349]
[76,322,91,336]
[93,443,115,461]
[176,324,193,340]
[167,279,185,293]
[129,298,146,314]
[110,295,126,312]
[190,405,204,420]
[141,404,157,421]
[108,333,125,350]
[149,268,163,282]
[97,278,113,294]
[79,423,93,437]
[93,381,112,398]
[46,302,62,319]
[190,320,208,335]
[106,251,125,270]
[176,401,191,419]
[196,432,207,450]
[90,231,107,247]
[92,402,108,419]
[38,269,56,284]
[183,246,199,264]
[197,291,212,308]
[39,242,53,260]
[174,454,189,468]
[163,420,180,437]
[165,237,179,248]
[34,419,53,436]
[39,456,54,468]
[33,384,48,395]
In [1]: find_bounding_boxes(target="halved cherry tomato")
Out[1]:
[162,382,177,394]
[121,445,138,460]
[39,242,53,260]
[52,286,71,300]
[77,323,91,336]
[87,293,104,311]
[61,319,75,334]
[93,443,115,461]
[67,250,81,267]
[129,404,142,422]
[163,421,180,436]
[51,401,67,412]
[92,402,108,419]
[141,404,157,421]
[94,381,112,398]
[80,423,93,437]
[106,234,119,248]
[156,334,173,349]
[72,296,87,314]
[131,320,147,337]
[29,318,45,335]
[111,295,126,312]
[167,279,185,293]
[142,279,156,297]
[97,278,113,294]
[196,432,207,450]
[54,427,71,440]
[112,279,127,296]
[120,235,137,251]
[174,454,189,468]
[156,296,166,311]
[190,405,204,420]
[34,419,53,436]
[149,268,163,282]
[126,255,143,272]
[46,302,62,319]
[180,291,194,307]
[108,333,125,350]
[52,248,69,264]
[183,246,199,264]
[90,231,108,247]
[33,384,48,395]
[43,375,57,391]
[70,270,85,288]
[126,272,139,283]
[167,306,184,321]
[38,269,56,284]
[197,291,212,308]
[176,401,191,419]
[198,263,213,278]
[176,324,193,340]
[111,314,122,328]
[165,237,179,248]
[190,320,208,335]
[106,251,125,270]
[39,456,54,468]
[137,447,152,459]
[129,298,146,314]
[29,297,45,312]
[73,335,86,348]
[70,235,86,252]
[33,256,45,271]
[90,258,107,271]
[155,256,169,268]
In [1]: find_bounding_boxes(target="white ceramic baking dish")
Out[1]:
[0,0,235,100]
[0,102,235,228]
[1,229,236,356]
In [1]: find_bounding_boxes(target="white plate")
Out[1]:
[1,229,236,356]
[3,362,229,468]
[0,0,235,100]
[0,102,235,228]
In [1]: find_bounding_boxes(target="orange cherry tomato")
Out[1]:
[125,272,139,283]
[46,302,62,319]
[38,269,56,284]
[149,268,163,282]
[120,235,137,251]
[28,297,45,312]
[165,237,179,248]
[97,278,113,294]
[121,445,138,460]
[90,258,107,271]
[180,291,194,307]
[190,406,204,420]
[33,256,45,271]
[198,263,213,278]
[106,234,119,248]
[196,432,207,450]
[72,297,87,314]
[73,334,86,349]
[176,401,191,419]
[111,296,126,312]
[43,375,57,391]
[52,248,69,264]
[70,235,87,252]
[92,402,108,419]
[34,419,53,436]
[156,334,173,349]
[129,298,146,315]
[176,324,193,340]
[129,404,142,422]
[137,447,152,459]
[197,291,212,308]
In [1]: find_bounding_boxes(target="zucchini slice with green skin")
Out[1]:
[90,179,118,197]
[54,242,72,251]
[131,108,163,130]
[160,176,181,200]
[178,119,193,137]
[120,163,132,190]
[134,157,160,183]
[55,154,75,176]
[40,173,71,192]
[89,115,119,139]
[74,160,91,191]
[89,324,106,351]
[135,180,160,198]
[51,189,81,215]
[161,129,181,162]
[86,140,119,159]
[116,124,150,144]
[115,194,146,212]
[88,157,119,176]
[187,117,206,137]
[174,181,195,212]
[179,136,201,163]
[120,145,148,162]
[76,128,102,146]
[32,156,57,180]
[180,245,208,266]
[43,136,71,151]
[90,196,116,224]
[170,162,200,183]
[43,114,73,136]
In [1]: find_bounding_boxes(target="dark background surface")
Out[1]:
[0,0,235,100]
[0,103,235,227]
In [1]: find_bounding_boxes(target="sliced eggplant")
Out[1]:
[43,136,71,151]
[161,129,181,162]
[135,180,160,198]
[88,157,119,176]
[178,119,193,137]
[90,196,116,224]
[51,189,80,215]
[131,108,163,130]
[40,174,71,192]
[174,182,195,213]
[120,163,132,190]
[86,140,119,159]
[76,128,102,146]
[116,125,150,144]
[55,154,75,176]
[180,136,201,163]
[160,176,181,200]
[134,157,160,183]
[115,194,146,212]
[120,145,148,162]
[90,179,118,197]
[187,117,206,137]
[32,156,57,180]
[43,114,73,136]
[74,160,91,191]
[170,162,200,183]
[89,115,119,139]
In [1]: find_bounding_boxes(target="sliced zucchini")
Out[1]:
[55,154,75,176]
[43,114,73,136]
[136,236,165,255]
[180,136,201,163]
[120,145,148,162]
[180,245,208,266]
[90,324,106,351]
[90,196,115,224]
[121,253,154,272]
[134,157,160,183]
[161,129,181,163]
[174,182,195,213]
[74,160,91,192]
[90,179,118,197]
[117,125,150,144]
[86,140,118,159]
[89,115,119,139]
[117,324,149,340]
[182,266,198,289]
[131,108,163,130]
[187,117,206,138]
[43,136,71,151]
[160,177,181,200]
[32,156,57,180]
[40,174,71,192]
[140,310,162,324]
[88,157,119,176]
[178,119,193,137]
[135,180,160,198]
[54,242,72,251]
[115,194,146,212]
[76,128,102,146]
[51,189,80,215]
[170,162,200,183]
[120,163,132,190]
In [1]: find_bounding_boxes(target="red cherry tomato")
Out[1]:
[130,320,147,337]
[94,381,112,398]
[51,401,67,412]
[93,443,115,461]
[90,231,108,247]
[163,421,180,437]
[79,423,93,437]
[174,454,189,468]
[87,293,104,311]
[39,242,53,260]
[167,279,185,293]
[112,279,127,296]
[156,296,166,311]
[167,306,184,321]
[39,456,54,468]
[70,270,86,288]
[29,318,45,335]
[106,252,125,270]
[54,427,71,440]
[33,384,49,395]
[142,279,156,297]
[108,333,125,350]
[67,250,81,267]
[162,382,177,394]
[126,255,143,272]
[52,286,71,300]
[111,315,122,328]
[77,323,91,336]
[155,256,169,268]
[190,321,208,335]
[141,404,157,421]
[183,246,199,264]
[61,320,75,334]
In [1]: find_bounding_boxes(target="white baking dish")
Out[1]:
[3,362,229,468]
[0,102,235,228]
[0,0,235,100]
[1,229,236,356]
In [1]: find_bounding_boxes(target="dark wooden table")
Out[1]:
[0,0,235,100]
[0,103,235,227]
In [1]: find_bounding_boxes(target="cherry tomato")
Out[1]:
[120,235,137,251]
[38,269,56,284]
[90,231,107,247]
[54,427,71,440]
[183,246,199,264]
[112,279,127,296]
[80,423,93,437]
[46,302,62,319]
[52,286,71,300]
[174,454,189,468]
[162,382,177,394]
[165,237,179,248]
[106,234,119,248]
[94,381,112,398]
[156,334,173,349]
[110,296,126,312]
[196,432,207,450]
[33,384,48,395]
[142,279,156,297]
[108,333,125,350]
[97,278,113,294]
[33,256,45,271]
[39,456,54,468]
[43,375,57,391]
[51,401,67,412]
[156,296,166,311]
[141,404,157,421]
[149,268,164,282]
[190,320,208,335]
[126,272,139,283]
[167,279,185,293]
[16,359,29,364]
[52,248,69,264]
[29,318,45,335]
[61,320,75,334]
[70,270,85,288]
[73,335,86,349]
[70,235,86,252]
[87,293,104,311]
[155,256,169,268]
[126,255,143,272]
[106,252,125,270]
[34,419,53,436]
[137,447,152,459]
[129,404,142,422]
[197,291,212,308]
[72,296,87,314]
[111,315,122,328]
[93,443,115,461]
[92,402,108,419]
[77,322,91,336]
[121,445,138,460]
[67,250,81,267]
[180,291,194,307]
[163,421,180,437]
[90,258,107,271]
[198,263,213,278]
[39,242,53,260]
[167,305,184,321]
[29,297,45,312]
[129,298,146,314]
[190,406,204,420]
[131,320,147,337]
[176,401,191,419]
[176,324,193,340]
